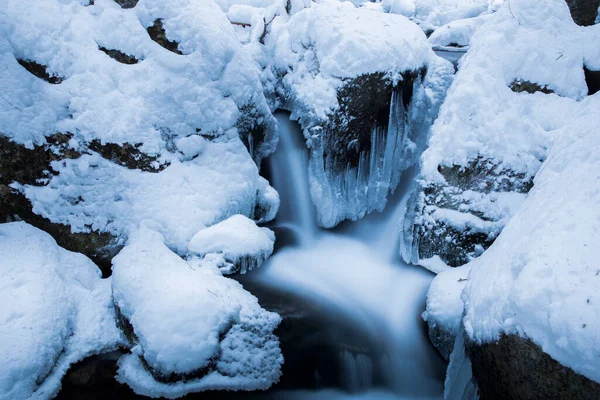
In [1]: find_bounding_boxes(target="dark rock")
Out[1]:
[146,19,183,55]
[584,66,600,95]
[237,104,276,164]
[564,0,600,26]
[323,71,422,173]
[88,140,166,172]
[17,59,64,84]
[113,0,139,8]
[428,323,459,361]
[98,47,140,65]
[510,80,554,94]
[468,334,600,400]
[0,134,126,274]
[406,157,534,267]
[0,187,120,276]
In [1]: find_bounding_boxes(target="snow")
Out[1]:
[17,139,279,255]
[403,0,598,266]
[2,0,279,254]
[428,14,492,49]
[112,227,282,397]
[0,0,274,154]
[188,214,275,274]
[423,265,470,337]
[462,92,600,383]
[0,222,121,400]
[268,0,432,121]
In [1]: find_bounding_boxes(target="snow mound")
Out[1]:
[111,227,282,398]
[380,0,503,29]
[18,139,278,255]
[269,0,431,120]
[1,0,279,259]
[402,0,598,267]
[188,214,275,275]
[0,222,121,400]
[429,14,492,50]
[462,92,600,383]
[0,0,275,158]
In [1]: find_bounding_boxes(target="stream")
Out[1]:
[236,112,446,399]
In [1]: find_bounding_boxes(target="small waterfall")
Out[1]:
[246,112,445,399]
[268,113,317,244]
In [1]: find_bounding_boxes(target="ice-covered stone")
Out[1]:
[266,1,454,227]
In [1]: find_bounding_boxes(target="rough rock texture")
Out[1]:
[584,66,600,95]
[146,19,183,55]
[427,323,456,361]
[98,47,140,64]
[406,157,533,268]
[564,0,600,25]
[467,334,600,400]
[0,135,122,274]
[16,59,64,84]
[113,0,139,9]
[510,80,554,94]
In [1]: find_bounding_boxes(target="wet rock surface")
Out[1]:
[468,334,600,400]
[564,0,600,26]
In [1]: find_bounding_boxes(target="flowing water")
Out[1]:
[238,112,446,399]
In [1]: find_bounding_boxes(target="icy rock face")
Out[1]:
[111,228,283,398]
[188,214,275,275]
[0,0,278,268]
[402,0,598,269]
[267,1,454,227]
[0,222,121,400]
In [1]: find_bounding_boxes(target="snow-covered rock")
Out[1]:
[188,214,275,274]
[383,0,503,30]
[0,0,278,267]
[0,222,121,400]
[267,0,454,227]
[461,90,600,391]
[402,0,598,268]
[428,14,492,50]
[111,227,283,398]
[422,265,469,359]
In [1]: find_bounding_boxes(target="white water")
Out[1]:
[249,112,444,399]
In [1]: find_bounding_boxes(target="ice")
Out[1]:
[188,214,275,274]
[462,92,600,383]
[0,222,121,400]
[265,1,454,226]
[112,227,283,397]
